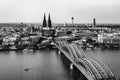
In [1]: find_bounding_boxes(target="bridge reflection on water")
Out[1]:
[0,50,86,80]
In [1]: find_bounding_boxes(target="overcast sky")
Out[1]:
[0,0,120,23]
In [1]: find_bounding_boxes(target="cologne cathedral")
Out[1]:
[42,13,52,28]
[42,13,55,37]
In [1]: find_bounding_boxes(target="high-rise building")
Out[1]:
[42,13,47,27]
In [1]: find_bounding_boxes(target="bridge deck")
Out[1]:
[55,44,93,80]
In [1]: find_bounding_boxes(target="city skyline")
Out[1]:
[0,0,120,23]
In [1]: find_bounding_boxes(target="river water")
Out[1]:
[0,49,119,80]
[0,49,86,80]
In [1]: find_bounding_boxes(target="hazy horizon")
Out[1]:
[0,0,120,23]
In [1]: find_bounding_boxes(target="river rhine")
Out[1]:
[0,49,119,80]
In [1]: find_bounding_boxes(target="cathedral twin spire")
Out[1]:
[42,13,47,27]
[42,13,52,28]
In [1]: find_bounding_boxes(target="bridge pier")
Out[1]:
[58,50,61,55]
[70,63,77,70]
[70,63,74,70]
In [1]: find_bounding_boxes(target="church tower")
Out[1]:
[42,13,47,27]
[48,13,52,28]
[41,13,55,37]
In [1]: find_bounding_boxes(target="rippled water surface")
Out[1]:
[0,49,119,80]
[0,50,86,80]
